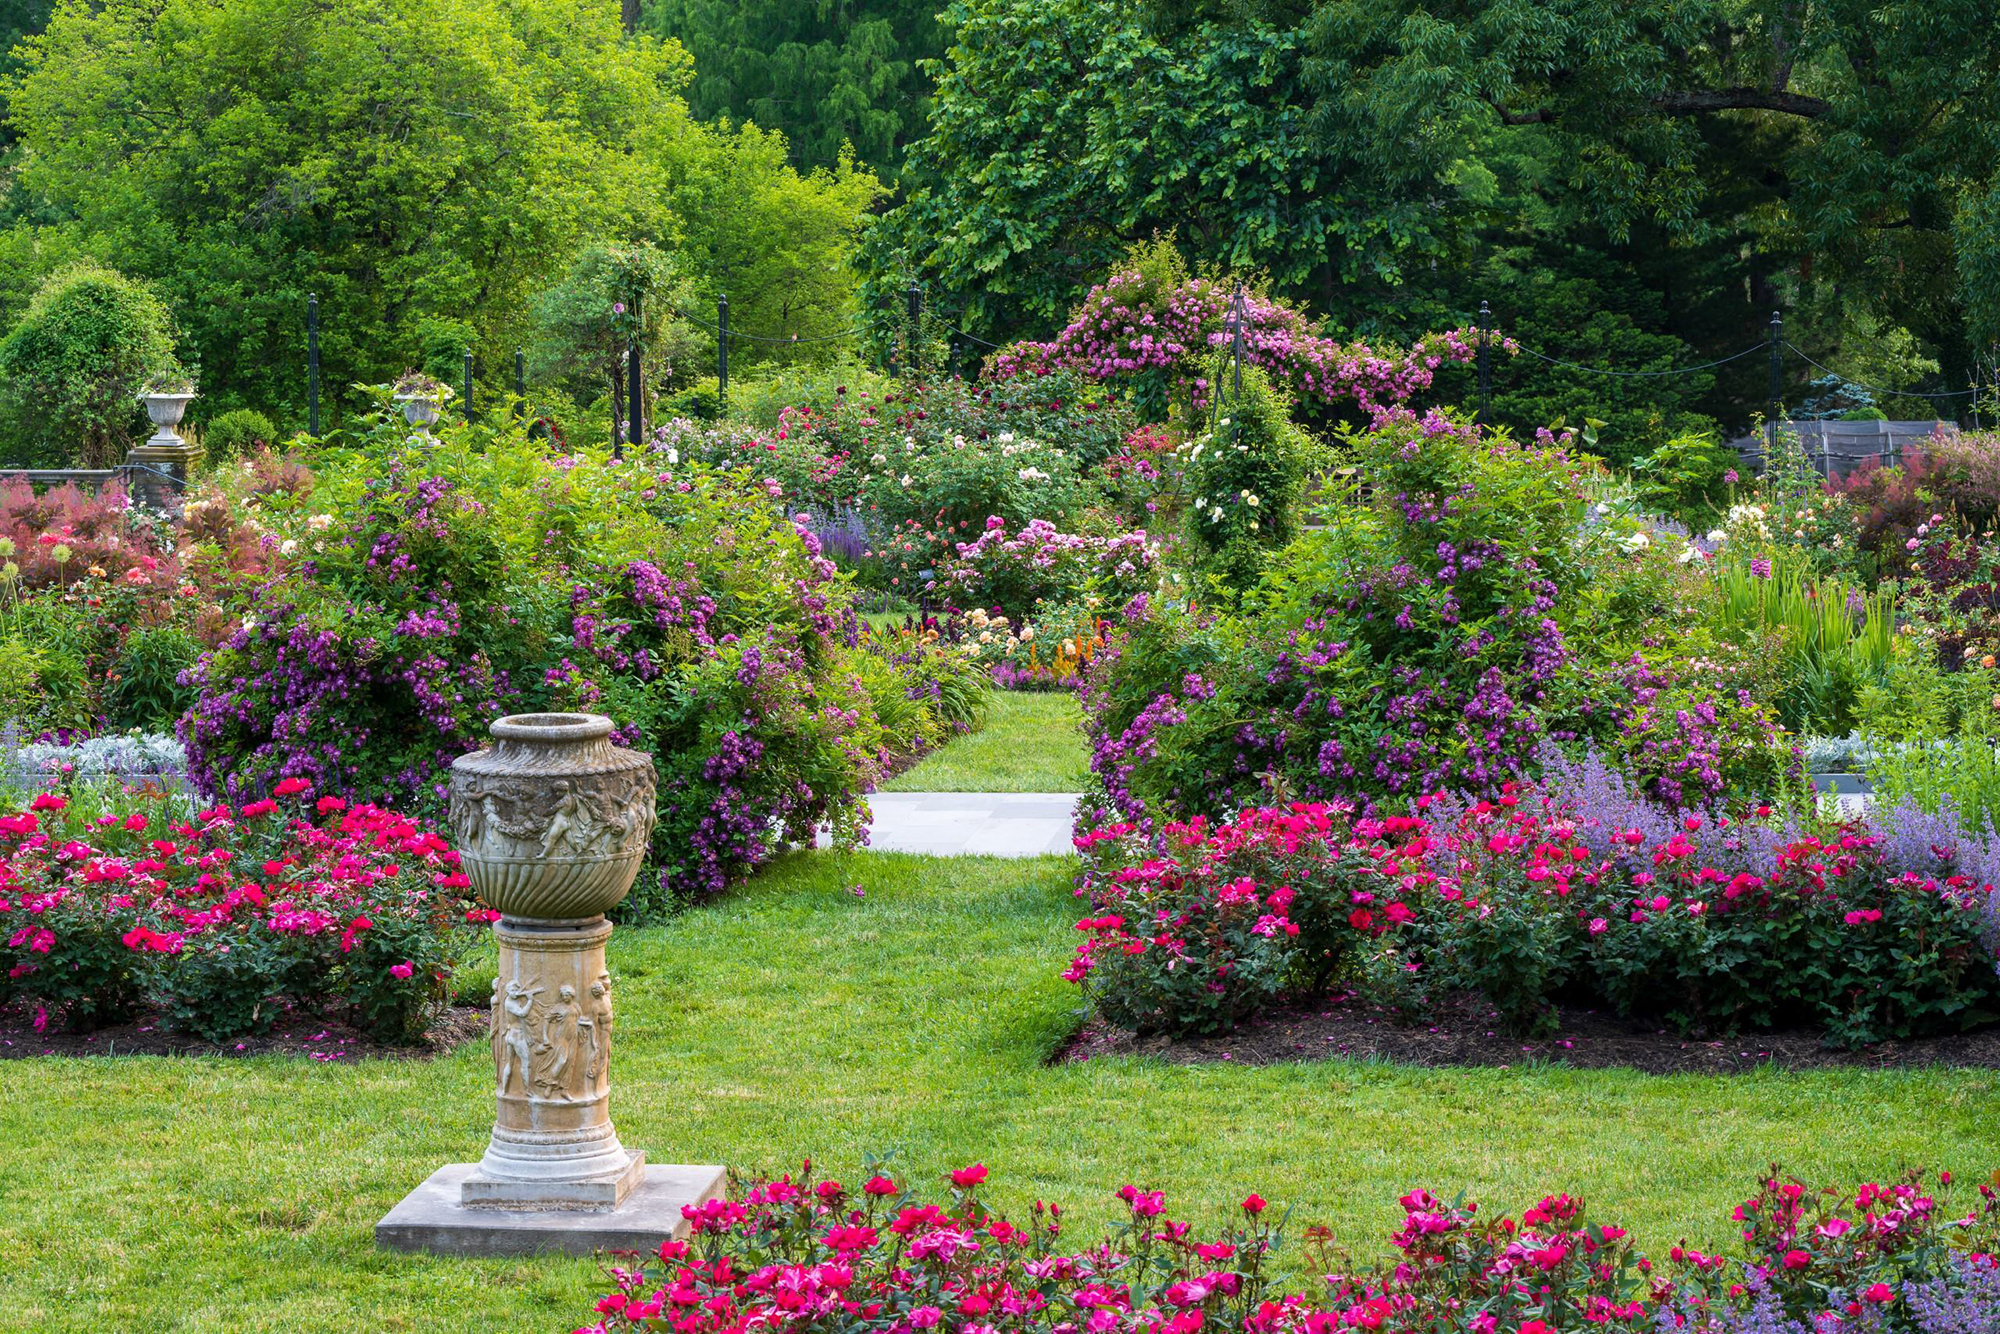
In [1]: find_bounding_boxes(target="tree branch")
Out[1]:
[1652,87,1830,117]
[1484,95,1553,126]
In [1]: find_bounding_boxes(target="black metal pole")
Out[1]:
[463,350,475,423]
[307,294,320,436]
[624,293,642,459]
[1477,300,1492,422]
[514,348,525,421]
[1230,284,1244,403]
[1766,310,1783,454]
[717,295,729,408]
[905,279,921,379]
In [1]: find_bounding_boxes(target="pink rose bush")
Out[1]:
[0,782,488,1041]
[930,517,1159,619]
[1067,776,2000,1044]
[577,1161,2000,1334]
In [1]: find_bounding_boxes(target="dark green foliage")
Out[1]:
[2,0,693,425]
[862,0,1453,349]
[1185,366,1313,590]
[645,0,943,176]
[0,264,179,468]
[107,624,202,732]
[201,408,278,461]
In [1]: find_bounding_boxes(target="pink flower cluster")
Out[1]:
[0,784,490,1040]
[931,516,1158,616]
[991,270,1514,416]
[1067,788,2000,1043]
[578,1161,2000,1334]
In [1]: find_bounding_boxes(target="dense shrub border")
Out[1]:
[579,1161,2000,1334]
[180,418,984,916]
[0,780,484,1041]
[1066,754,2000,1046]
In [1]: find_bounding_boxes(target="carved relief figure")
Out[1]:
[532,983,580,1098]
[583,974,613,1093]
[453,777,485,849]
[495,980,541,1095]
[539,782,587,857]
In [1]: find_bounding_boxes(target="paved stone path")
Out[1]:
[846,792,1081,857]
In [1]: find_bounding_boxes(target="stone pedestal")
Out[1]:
[123,439,200,516]
[464,915,640,1209]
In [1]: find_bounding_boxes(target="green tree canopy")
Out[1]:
[2,0,691,425]
[643,0,943,177]
[1261,0,2000,385]
[652,120,882,373]
[860,0,1465,348]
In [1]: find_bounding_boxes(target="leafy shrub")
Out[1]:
[0,264,181,469]
[578,1159,2000,1334]
[0,635,91,737]
[658,376,723,422]
[0,782,484,1040]
[106,623,202,730]
[1070,757,2000,1045]
[201,407,278,461]
[1181,365,1314,589]
[1632,428,1739,521]
[182,412,947,914]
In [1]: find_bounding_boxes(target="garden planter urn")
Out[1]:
[126,392,200,514]
[395,393,443,432]
[376,713,724,1257]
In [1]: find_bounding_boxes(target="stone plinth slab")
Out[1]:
[376,1162,726,1258]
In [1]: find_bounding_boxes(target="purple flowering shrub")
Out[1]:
[1081,409,1801,826]
[182,421,923,917]
[1083,411,1608,820]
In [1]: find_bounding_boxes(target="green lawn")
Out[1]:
[883,690,1089,791]
[6,852,1998,1332]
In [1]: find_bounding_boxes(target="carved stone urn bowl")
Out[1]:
[449,713,656,922]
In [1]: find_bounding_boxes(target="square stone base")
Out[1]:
[460,1150,647,1210]
[375,1162,727,1258]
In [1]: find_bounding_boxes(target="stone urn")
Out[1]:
[448,714,657,1209]
[139,391,196,446]
[395,393,443,432]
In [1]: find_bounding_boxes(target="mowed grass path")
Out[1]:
[883,690,1088,791]
[5,852,1998,1333]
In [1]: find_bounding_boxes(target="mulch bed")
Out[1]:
[0,1002,487,1062]
[1058,993,2000,1075]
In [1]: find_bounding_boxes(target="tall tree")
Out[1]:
[1263,0,2000,384]
[4,0,694,422]
[862,0,1464,347]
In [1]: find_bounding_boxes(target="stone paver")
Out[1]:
[831,792,1081,857]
